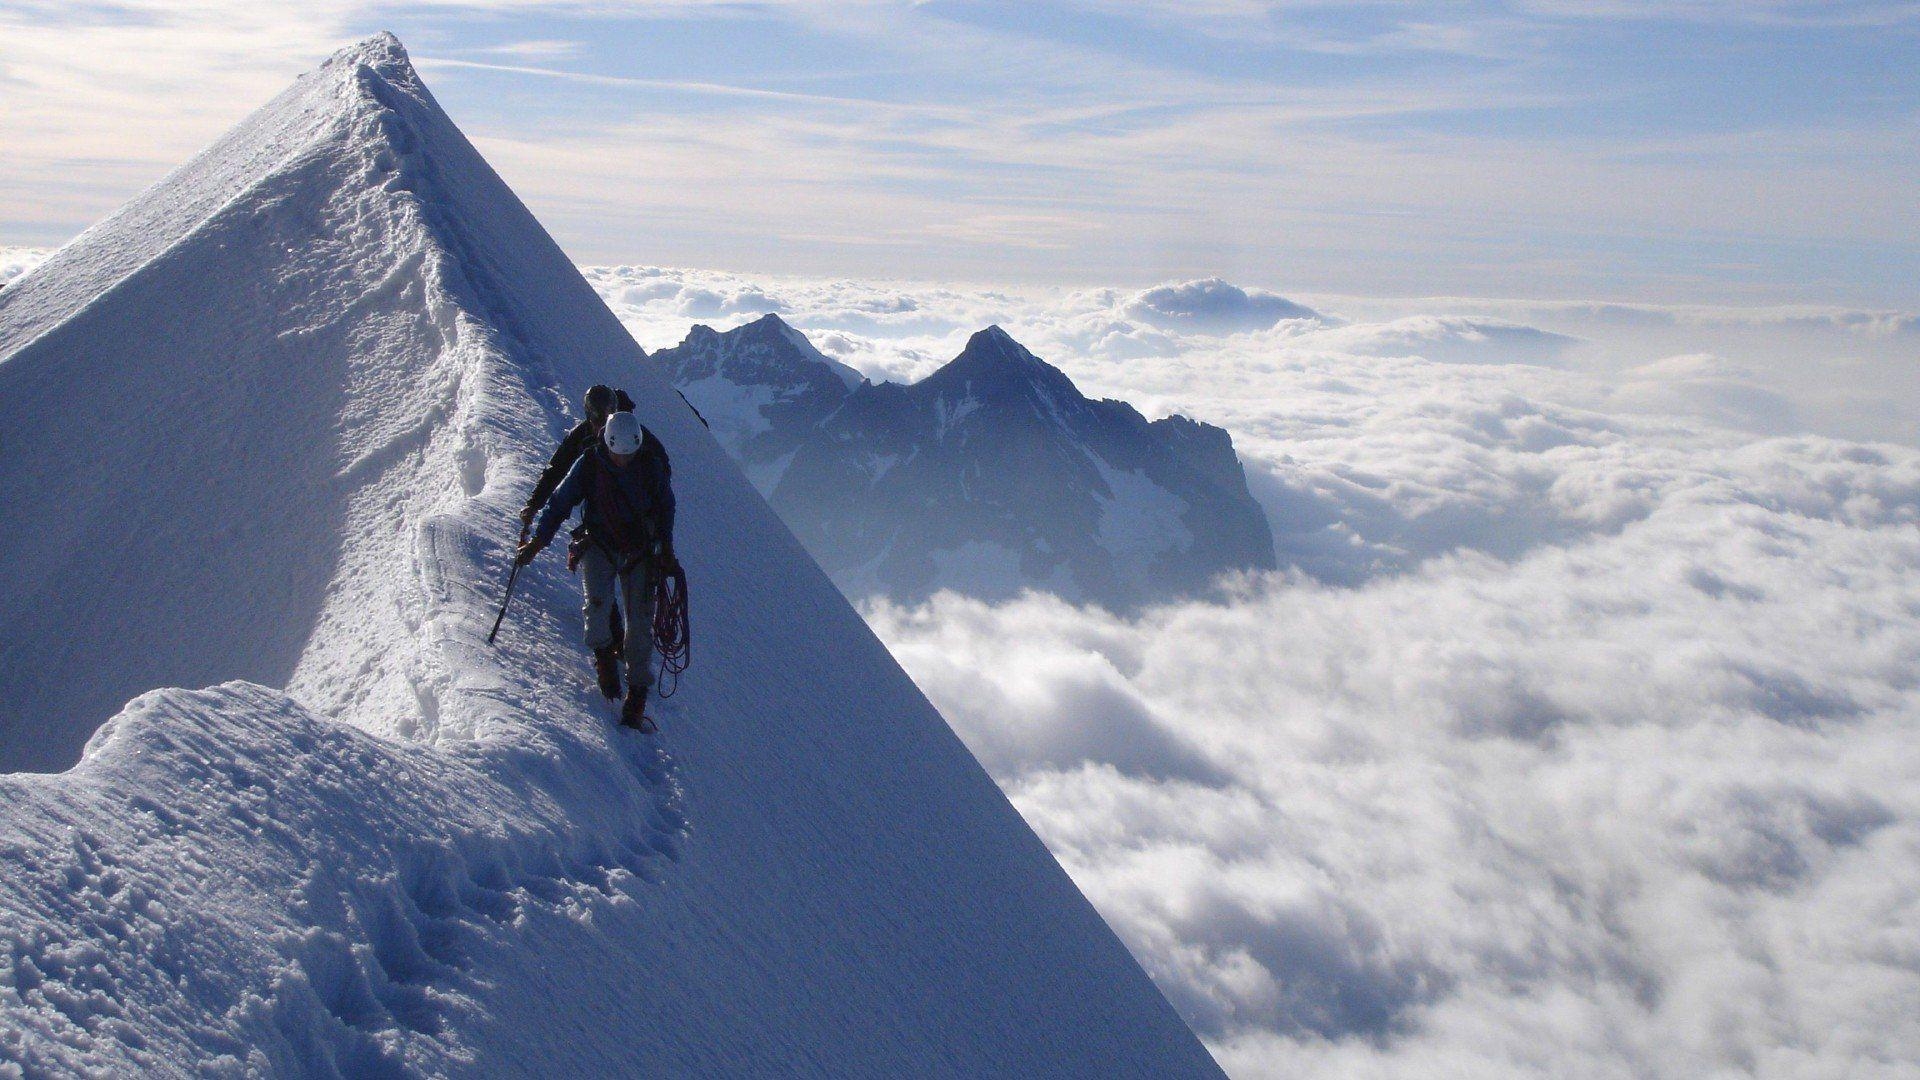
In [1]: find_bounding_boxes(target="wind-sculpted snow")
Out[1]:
[0,683,686,1075]
[0,35,1221,1077]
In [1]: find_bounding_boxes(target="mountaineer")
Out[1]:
[517,409,678,730]
[521,384,634,646]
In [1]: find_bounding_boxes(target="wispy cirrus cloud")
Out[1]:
[470,38,582,61]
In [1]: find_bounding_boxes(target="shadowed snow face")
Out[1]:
[583,265,1920,1077]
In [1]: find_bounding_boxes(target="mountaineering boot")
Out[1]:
[593,644,622,700]
[621,684,656,733]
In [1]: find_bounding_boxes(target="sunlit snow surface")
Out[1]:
[0,37,1220,1077]
[590,266,1920,1076]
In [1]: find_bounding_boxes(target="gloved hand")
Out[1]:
[515,536,546,566]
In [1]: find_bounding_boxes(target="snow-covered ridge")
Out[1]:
[0,34,1220,1076]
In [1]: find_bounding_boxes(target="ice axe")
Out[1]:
[486,559,522,646]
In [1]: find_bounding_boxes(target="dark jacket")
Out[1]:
[522,389,637,518]
[534,428,674,557]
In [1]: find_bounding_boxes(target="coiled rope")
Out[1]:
[652,562,691,698]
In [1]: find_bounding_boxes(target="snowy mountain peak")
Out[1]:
[745,312,862,384]
[309,33,422,110]
[0,33,433,361]
[326,29,408,71]
[967,323,1036,363]
[704,312,793,343]
[670,313,862,390]
[0,35,1220,1076]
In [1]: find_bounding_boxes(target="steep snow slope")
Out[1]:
[0,35,1221,1077]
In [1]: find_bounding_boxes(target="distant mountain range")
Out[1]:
[655,314,1276,611]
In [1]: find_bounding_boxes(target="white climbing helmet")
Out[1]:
[602,410,643,456]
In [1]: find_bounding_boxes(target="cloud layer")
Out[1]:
[866,429,1920,1076]
[1125,278,1320,335]
[593,264,1920,1076]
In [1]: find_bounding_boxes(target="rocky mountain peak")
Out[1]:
[925,324,1082,409]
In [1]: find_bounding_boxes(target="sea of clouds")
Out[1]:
[588,264,1920,1078]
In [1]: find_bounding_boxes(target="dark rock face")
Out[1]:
[659,317,1276,611]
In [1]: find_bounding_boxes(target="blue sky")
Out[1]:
[1,1,1915,305]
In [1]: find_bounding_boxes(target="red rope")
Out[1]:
[652,563,691,698]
